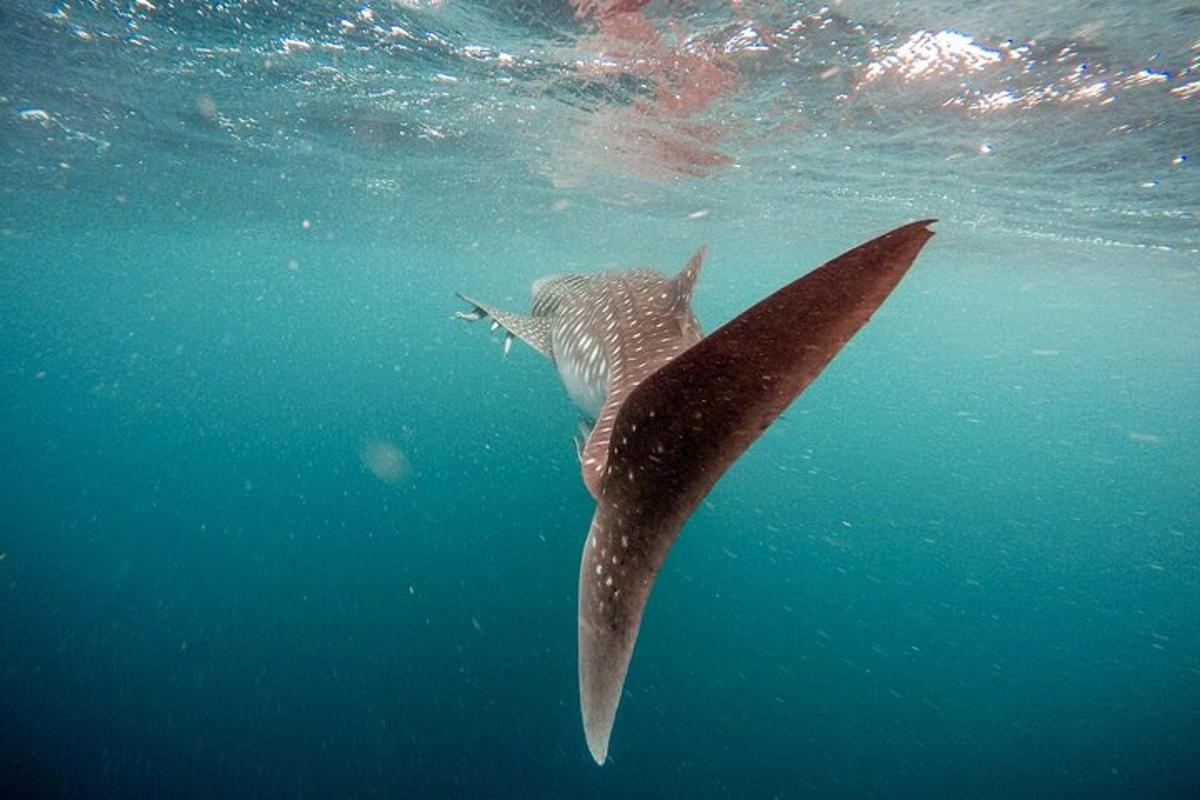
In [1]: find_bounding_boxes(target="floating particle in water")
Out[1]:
[689,208,710,219]
[360,439,409,483]
[978,142,994,155]
[196,94,216,120]
[1127,431,1162,445]
[301,218,311,229]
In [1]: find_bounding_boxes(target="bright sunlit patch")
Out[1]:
[970,90,1019,113]
[724,24,770,54]
[17,108,52,124]
[863,29,1002,84]
[1170,81,1200,100]
[1073,81,1109,101]
[393,0,444,9]
[280,37,312,54]
[1121,68,1170,87]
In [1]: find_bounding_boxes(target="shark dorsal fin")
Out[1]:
[670,245,705,313]
[456,293,553,359]
[577,220,936,764]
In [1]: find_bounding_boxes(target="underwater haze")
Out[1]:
[1,1,1198,797]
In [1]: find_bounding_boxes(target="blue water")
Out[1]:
[2,1,1198,797]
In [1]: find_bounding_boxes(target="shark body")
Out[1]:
[457,220,935,764]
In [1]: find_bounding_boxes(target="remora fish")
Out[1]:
[456,220,935,764]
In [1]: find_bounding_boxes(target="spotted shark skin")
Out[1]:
[457,220,935,764]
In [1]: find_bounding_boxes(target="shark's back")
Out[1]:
[540,267,703,420]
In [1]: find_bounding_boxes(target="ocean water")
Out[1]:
[1,1,1198,797]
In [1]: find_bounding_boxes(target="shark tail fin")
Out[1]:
[577,220,936,765]
[456,293,553,359]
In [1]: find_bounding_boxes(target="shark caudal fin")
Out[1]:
[455,293,553,358]
[578,220,936,765]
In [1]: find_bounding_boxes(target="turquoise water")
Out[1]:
[2,1,1198,797]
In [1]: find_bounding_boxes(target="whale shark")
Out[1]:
[456,220,935,764]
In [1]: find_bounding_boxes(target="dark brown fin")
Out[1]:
[455,293,553,358]
[578,220,936,765]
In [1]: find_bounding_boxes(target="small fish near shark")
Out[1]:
[456,220,936,764]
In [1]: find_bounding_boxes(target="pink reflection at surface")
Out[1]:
[563,0,741,180]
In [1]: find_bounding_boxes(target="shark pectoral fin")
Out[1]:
[455,293,553,359]
[578,395,619,500]
[577,220,936,764]
[572,417,595,461]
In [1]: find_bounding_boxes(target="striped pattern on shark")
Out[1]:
[457,220,936,764]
